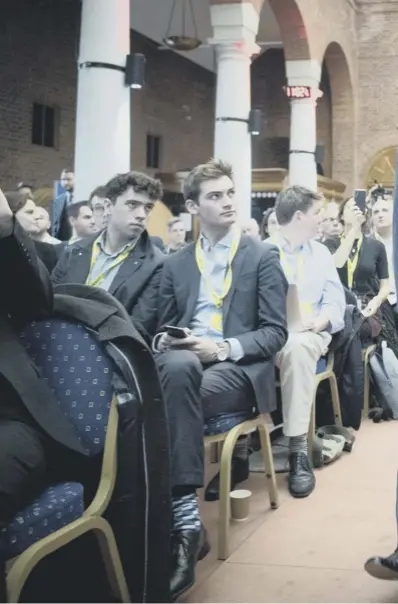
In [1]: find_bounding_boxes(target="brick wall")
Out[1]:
[2,0,394,194]
[130,35,215,178]
[0,0,80,190]
[0,0,334,192]
[355,1,398,186]
[0,0,215,190]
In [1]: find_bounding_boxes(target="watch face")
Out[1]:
[217,346,228,362]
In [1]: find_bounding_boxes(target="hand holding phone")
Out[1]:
[354,189,367,213]
[165,325,189,339]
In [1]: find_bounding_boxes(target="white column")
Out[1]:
[209,3,260,222]
[286,60,321,193]
[74,0,131,200]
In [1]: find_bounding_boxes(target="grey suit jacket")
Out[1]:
[157,235,289,413]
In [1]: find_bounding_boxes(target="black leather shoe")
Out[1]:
[365,550,398,580]
[170,525,210,601]
[204,457,249,502]
[288,452,315,498]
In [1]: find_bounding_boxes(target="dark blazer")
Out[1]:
[51,230,164,338]
[34,239,63,273]
[157,236,289,413]
[0,220,85,454]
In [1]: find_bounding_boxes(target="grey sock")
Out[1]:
[233,435,249,461]
[289,434,308,455]
[172,493,201,533]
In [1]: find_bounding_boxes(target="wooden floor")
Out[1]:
[184,420,398,603]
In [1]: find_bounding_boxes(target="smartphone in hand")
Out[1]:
[354,189,367,213]
[165,325,189,339]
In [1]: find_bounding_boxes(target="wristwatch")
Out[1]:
[217,341,231,362]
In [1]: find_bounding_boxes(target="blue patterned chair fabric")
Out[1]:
[0,319,114,559]
[204,356,329,437]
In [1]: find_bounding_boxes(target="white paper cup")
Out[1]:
[230,489,252,520]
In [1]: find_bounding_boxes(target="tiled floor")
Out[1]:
[184,420,398,603]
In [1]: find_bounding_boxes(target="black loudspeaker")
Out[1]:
[125,53,146,89]
[248,109,262,135]
[315,144,325,164]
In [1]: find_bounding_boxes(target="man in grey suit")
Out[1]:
[153,159,288,600]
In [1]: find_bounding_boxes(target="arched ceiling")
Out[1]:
[130,0,282,71]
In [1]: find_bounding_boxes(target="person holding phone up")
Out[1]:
[323,196,389,335]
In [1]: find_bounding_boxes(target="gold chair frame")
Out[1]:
[362,345,376,419]
[6,398,131,603]
[307,352,342,460]
[204,414,279,561]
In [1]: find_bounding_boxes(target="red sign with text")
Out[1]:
[285,86,311,99]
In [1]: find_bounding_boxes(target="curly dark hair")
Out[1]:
[104,172,163,204]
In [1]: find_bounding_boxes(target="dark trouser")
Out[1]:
[0,420,49,529]
[155,350,254,490]
[0,420,48,602]
[0,419,98,602]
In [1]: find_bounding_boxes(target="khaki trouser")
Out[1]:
[275,331,332,437]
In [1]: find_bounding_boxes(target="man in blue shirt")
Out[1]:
[272,186,346,499]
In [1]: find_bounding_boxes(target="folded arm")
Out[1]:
[319,255,346,334]
[234,245,289,362]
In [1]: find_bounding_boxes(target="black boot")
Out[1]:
[365,549,398,580]
[288,452,315,498]
[204,457,249,502]
[170,525,210,601]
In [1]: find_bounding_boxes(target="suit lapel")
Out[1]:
[182,246,201,323]
[222,238,248,325]
[108,246,145,296]
[71,245,92,285]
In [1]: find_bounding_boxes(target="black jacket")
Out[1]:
[0,220,85,454]
[33,239,63,273]
[157,236,288,414]
[52,284,171,603]
[51,230,164,339]
[316,305,364,430]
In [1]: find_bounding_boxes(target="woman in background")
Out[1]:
[261,208,279,240]
[323,196,390,348]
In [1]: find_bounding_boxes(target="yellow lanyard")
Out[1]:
[86,237,136,288]
[276,246,304,283]
[195,229,240,332]
[346,235,363,290]
[272,238,312,316]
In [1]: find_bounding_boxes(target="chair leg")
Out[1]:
[328,373,342,426]
[209,442,222,464]
[307,380,318,463]
[363,359,370,419]
[92,518,131,603]
[257,423,279,510]
[217,427,242,561]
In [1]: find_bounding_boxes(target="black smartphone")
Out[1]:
[354,189,367,213]
[165,325,188,339]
